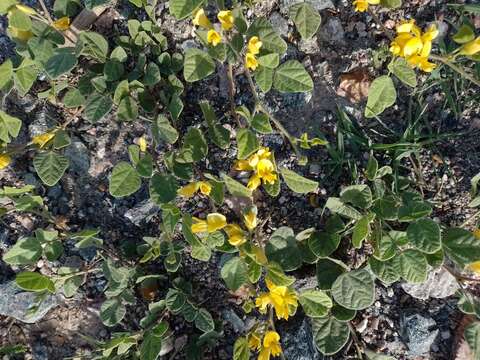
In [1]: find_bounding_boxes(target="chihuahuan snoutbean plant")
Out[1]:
[2,0,480,359]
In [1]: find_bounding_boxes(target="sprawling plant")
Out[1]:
[2,0,480,359]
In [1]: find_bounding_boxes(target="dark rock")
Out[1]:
[65,139,91,175]
[280,317,324,360]
[124,200,160,226]
[399,312,439,356]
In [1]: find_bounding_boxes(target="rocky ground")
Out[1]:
[1,0,480,359]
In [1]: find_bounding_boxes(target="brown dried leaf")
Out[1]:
[336,67,371,104]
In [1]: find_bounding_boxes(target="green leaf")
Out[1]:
[331,268,375,310]
[101,298,126,326]
[221,257,249,291]
[117,96,138,122]
[299,289,333,318]
[14,59,37,96]
[379,0,402,8]
[258,53,279,69]
[45,51,77,79]
[266,262,295,286]
[443,228,480,267]
[3,237,42,265]
[166,288,186,313]
[312,316,350,355]
[365,76,397,118]
[251,113,273,134]
[0,0,17,14]
[63,88,85,108]
[265,227,303,271]
[16,272,55,293]
[372,196,398,220]
[274,60,313,93]
[406,218,441,254]
[309,231,340,258]
[352,213,375,248]
[183,48,215,82]
[325,197,362,220]
[452,24,475,44]
[104,60,124,81]
[33,152,69,186]
[84,93,112,123]
[398,249,427,283]
[169,0,204,19]
[331,304,356,322]
[366,155,378,180]
[289,3,321,40]
[0,110,22,143]
[398,200,432,221]
[388,58,417,87]
[200,101,230,149]
[9,8,32,31]
[465,322,480,359]
[195,308,215,333]
[140,331,163,360]
[178,128,208,163]
[316,258,347,290]
[136,154,153,178]
[236,128,259,159]
[340,184,372,209]
[168,95,183,121]
[79,31,109,62]
[255,66,274,92]
[369,256,400,285]
[109,162,142,198]
[110,46,128,62]
[149,173,179,204]
[247,18,287,54]
[221,174,252,198]
[152,115,179,145]
[44,240,63,261]
[280,167,318,194]
[144,62,161,86]
[0,59,13,90]
[233,337,250,360]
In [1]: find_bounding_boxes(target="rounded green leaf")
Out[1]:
[117,96,138,122]
[183,48,215,82]
[369,256,400,285]
[309,231,340,258]
[443,228,480,267]
[465,322,480,358]
[33,151,70,186]
[84,93,113,123]
[331,268,375,310]
[221,257,249,291]
[165,288,186,313]
[280,167,318,194]
[169,0,204,19]
[236,128,259,159]
[289,3,321,40]
[100,298,126,326]
[273,60,313,93]
[387,58,417,87]
[233,337,251,360]
[265,227,303,271]
[312,316,350,355]
[195,308,215,333]
[16,271,55,293]
[331,303,356,322]
[406,218,441,254]
[109,161,142,198]
[152,115,179,145]
[149,173,179,204]
[45,52,77,79]
[299,289,333,318]
[63,88,85,108]
[398,249,427,283]
[316,258,347,290]
[140,331,163,360]
[0,59,13,90]
[3,237,42,265]
[340,185,372,209]
[365,75,397,118]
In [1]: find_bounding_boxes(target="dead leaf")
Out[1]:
[336,67,371,103]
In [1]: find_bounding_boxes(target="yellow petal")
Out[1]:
[138,136,147,152]
[191,218,208,233]
[178,182,199,198]
[225,224,246,246]
[243,206,257,231]
[206,213,227,232]
[403,36,423,57]
[16,4,36,15]
[420,40,432,58]
[257,159,275,181]
[255,293,271,313]
[192,8,212,29]
[207,29,222,47]
[396,20,415,34]
[32,132,55,148]
[367,0,380,3]
[0,154,11,169]
[247,173,261,190]
[263,331,281,351]
[248,333,262,350]
[218,10,234,30]
[418,57,436,72]
[8,27,33,42]
[248,36,262,55]
[52,17,70,31]
[353,0,368,12]
[245,52,259,71]
[258,348,271,360]
[468,261,480,274]
[199,181,212,195]
[422,24,438,42]
[234,159,254,171]
[459,37,480,56]
[474,229,480,239]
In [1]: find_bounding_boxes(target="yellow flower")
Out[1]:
[245,52,259,71]
[248,36,263,55]
[459,37,480,56]
[8,27,33,42]
[191,213,227,233]
[192,8,212,29]
[468,261,480,274]
[16,4,36,15]
[234,147,277,190]
[32,132,55,148]
[243,206,257,231]
[138,137,147,152]
[255,280,298,320]
[218,10,234,31]
[352,0,380,12]
[248,333,262,350]
[178,181,212,198]
[258,331,282,360]
[474,229,480,239]
[52,17,70,31]
[389,20,438,72]
[207,29,222,47]
[225,224,247,246]
[0,154,11,170]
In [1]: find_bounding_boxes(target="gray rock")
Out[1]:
[222,309,245,333]
[124,200,159,225]
[47,184,63,200]
[29,107,57,138]
[0,281,59,323]
[299,37,321,54]
[269,12,289,37]
[279,0,334,14]
[401,267,459,300]
[399,312,439,356]
[24,172,41,188]
[65,139,90,175]
[319,18,345,46]
[32,343,49,360]
[281,317,323,360]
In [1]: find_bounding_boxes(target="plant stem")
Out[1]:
[462,210,480,228]
[243,68,304,162]
[430,54,480,88]
[443,265,480,283]
[348,322,365,360]
[38,0,54,23]
[227,64,241,127]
